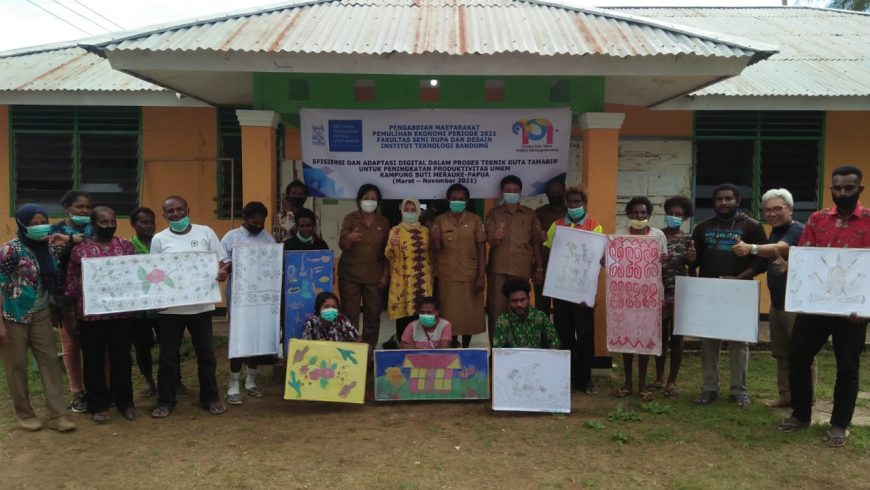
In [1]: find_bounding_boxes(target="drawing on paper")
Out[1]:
[228,244,284,359]
[284,339,368,404]
[284,251,335,349]
[785,247,869,316]
[491,348,571,413]
[83,252,221,316]
[542,227,607,306]
[374,349,489,401]
[673,276,759,343]
[605,236,663,356]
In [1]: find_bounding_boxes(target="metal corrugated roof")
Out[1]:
[97,0,770,59]
[0,47,162,92]
[615,7,870,97]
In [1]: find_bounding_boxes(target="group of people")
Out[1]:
[0,166,865,448]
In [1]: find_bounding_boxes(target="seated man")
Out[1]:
[399,297,453,349]
[492,278,561,349]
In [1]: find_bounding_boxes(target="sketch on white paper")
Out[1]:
[674,276,759,343]
[785,247,870,317]
[492,348,571,413]
[229,244,284,358]
[543,226,607,306]
[83,252,221,316]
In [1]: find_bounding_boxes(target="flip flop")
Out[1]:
[777,416,810,433]
[649,381,666,390]
[694,391,718,405]
[614,387,632,398]
[638,390,654,402]
[825,429,849,448]
[663,385,679,397]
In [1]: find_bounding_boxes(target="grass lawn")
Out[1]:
[0,337,868,489]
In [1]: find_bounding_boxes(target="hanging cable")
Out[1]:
[50,0,112,32]
[69,0,124,30]
[25,0,92,36]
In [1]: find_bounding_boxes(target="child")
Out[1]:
[399,297,453,349]
[283,208,328,251]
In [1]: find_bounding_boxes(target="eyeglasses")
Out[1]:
[763,206,787,216]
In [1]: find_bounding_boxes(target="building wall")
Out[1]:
[0,105,11,239]
[823,111,870,207]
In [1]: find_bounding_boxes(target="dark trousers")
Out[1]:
[133,317,182,383]
[533,284,553,316]
[157,312,219,409]
[789,314,867,428]
[79,318,134,413]
[553,299,595,389]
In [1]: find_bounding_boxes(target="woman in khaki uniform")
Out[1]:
[338,184,389,353]
[432,184,486,347]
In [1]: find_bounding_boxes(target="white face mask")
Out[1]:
[360,200,378,213]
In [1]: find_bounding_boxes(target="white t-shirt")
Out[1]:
[151,224,227,315]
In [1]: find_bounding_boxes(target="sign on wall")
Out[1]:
[300,108,571,199]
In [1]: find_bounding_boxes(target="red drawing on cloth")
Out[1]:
[605,236,663,355]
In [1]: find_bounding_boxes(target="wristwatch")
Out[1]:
[750,244,758,256]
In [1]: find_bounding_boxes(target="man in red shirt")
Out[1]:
[778,165,869,448]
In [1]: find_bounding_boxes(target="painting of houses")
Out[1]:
[374,349,489,401]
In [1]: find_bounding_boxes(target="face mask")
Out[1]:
[70,215,90,226]
[360,200,378,214]
[503,193,520,205]
[288,197,307,208]
[449,201,466,213]
[320,307,338,322]
[567,207,586,221]
[94,226,116,240]
[832,191,861,212]
[25,224,52,241]
[547,195,564,207]
[402,212,418,223]
[168,216,190,232]
[629,219,649,230]
[419,314,436,328]
[244,225,264,236]
[297,232,313,244]
[664,215,683,229]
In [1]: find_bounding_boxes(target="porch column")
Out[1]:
[580,112,625,358]
[236,109,280,217]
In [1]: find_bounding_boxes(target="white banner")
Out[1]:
[300,108,572,199]
[229,244,284,358]
[785,247,870,317]
[674,276,759,343]
[83,252,221,315]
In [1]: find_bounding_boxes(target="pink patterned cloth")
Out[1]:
[65,237,135,321]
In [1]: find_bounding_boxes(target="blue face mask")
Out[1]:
[168,216,190,232]
[419,314,437,328]
[70,215,90,226]
[449,201,466,213]
[402,212,418,223]
[567,207,586,221]
[503,193,520,205]
[25,224,52,241]
[664,215,683,229]
[320,307,338,322]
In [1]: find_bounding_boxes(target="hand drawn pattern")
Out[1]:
[786,247,869,316]
[605,236,663,355]
[492,348,571,413]
[229,244,283,358]
[285,251,335,346]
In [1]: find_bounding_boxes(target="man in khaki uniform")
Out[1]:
[484,175,544,343]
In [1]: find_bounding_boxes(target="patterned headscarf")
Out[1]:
[14,204,56,287]
[399,198,421,229]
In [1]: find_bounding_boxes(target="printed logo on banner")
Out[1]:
[311,124,325,146]
[328,120,363,152]
[512,118,554,146]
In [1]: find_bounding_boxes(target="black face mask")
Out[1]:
[94,226,116,240]
[288,197,307,208]
[244,225,264,236]
[547,195,564,207]
[832,191,861,212]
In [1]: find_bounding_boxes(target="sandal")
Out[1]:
[663,384,679,397]
[208,401,227,415]
[694,391,718,405]
[584,382,599,395]
[731,394,751,408]
[614,387,632,398]
[649,380,666,390]
[151,405,171,418]
[825,428,849,448]
[246,386,265,398]
[638,390,654,402]
[777,416,810,433]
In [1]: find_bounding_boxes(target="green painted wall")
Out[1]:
[253,73,605,125]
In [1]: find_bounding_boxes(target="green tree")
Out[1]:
[827,0,870,11]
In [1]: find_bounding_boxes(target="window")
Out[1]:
[11,105,140,215]
[217,108,243,218]
[485,79,505,103]
[694,111,823,221]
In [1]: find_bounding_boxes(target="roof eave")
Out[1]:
[652,94,870,111]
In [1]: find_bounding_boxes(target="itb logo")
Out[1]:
[512,118,554,145]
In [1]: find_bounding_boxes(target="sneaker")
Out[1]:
[93,411,111,424]
[245,386,265,398]
[19,417,44,432]
[48,416,76,433]
[175,381,189,395]
[226,392,243,405]
[68,393,88,413]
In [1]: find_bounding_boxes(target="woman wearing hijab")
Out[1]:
[385,198,433,341]
[0,205,75,432]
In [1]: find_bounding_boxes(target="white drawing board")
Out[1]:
[674,276,759,343]
[543,226,607,306]
[785,247,870,317]
[228,244,284,358]
[492,348,571,413]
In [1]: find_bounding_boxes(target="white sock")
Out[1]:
[228,372,241,395]
[245,368,258,390]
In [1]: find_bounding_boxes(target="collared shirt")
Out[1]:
[220,226,276,263]
[798,203,870,248]
[338,210,389,284]
[485,205,542,276]
[544,215,604,249]
[493,308,561,349]
[767,221,804,308]
[301,313,361,342]
[0,239,56,324]
[65,237,135,321]
[433,211,485,283]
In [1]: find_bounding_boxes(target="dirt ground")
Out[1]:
[1,347,869,490]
